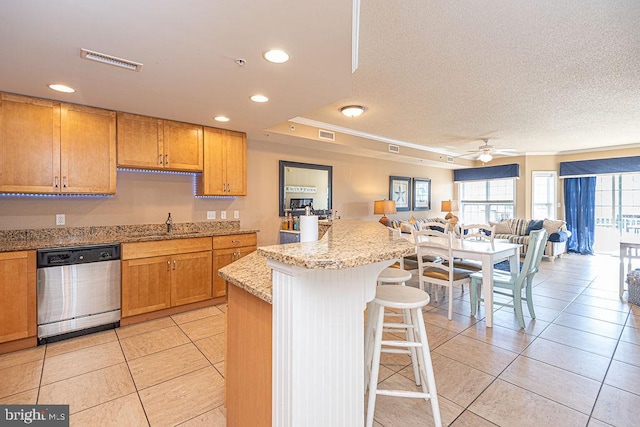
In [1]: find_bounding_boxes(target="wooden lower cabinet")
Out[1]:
[121,255,172,317]
[171,251,212,306]
[0,251,36,344]
[226,284,272,427]
[212,233,257,297]
[121,238,212,318]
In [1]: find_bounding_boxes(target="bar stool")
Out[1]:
[364,285,441,427]
[377,266,412,286]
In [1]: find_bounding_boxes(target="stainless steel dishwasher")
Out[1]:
[36,244,121,344]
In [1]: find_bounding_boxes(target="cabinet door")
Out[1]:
[0,93,61,193]
[0,251,36,343]
[61,104,116,194]
[198,127,226,195]
[212,247,236,298]
[212,245,255,298]
[163,120,203,171]
[225,130,247,195]
[122,256,172,317]
[171,251,212,306]
[116,112,163,169]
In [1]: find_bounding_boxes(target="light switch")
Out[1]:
[234,210,239,219]
[56,214,65,226]
[221,211,227,220]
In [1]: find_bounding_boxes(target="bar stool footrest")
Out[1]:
[376,389,431,400]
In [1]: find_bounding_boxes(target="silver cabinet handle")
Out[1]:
[165,154,169,165]
[167,261,170,271]
[232,240,240,243]
[54,176,59,188]
[158,154,163,165]
[62,176,67,188]
[173,260,176,270]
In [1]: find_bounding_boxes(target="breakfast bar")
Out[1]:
[219,220,414,427]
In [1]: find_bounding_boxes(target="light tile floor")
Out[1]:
[0,253,638,426]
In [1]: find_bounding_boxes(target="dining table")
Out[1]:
[406,233,522,327]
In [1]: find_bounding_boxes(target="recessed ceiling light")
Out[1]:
[263,49,290,64]
[214,116,230,122]
[340,105,365,118]
[48,84,75,93]
[250,94,269,103]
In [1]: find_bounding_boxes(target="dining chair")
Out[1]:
[414,228,473,320]
[469,228,547,328]
[452,223,497,273]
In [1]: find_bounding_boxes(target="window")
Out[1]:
[596,173,640,235]
[531,171,557,219]
[459,178,515,224]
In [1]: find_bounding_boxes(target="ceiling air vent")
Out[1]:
[388,144,400,153]
[80,48,143,72]
[318,129,335,141]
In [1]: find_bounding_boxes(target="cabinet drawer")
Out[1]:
[122,237,212,260]
[212,233,257,249]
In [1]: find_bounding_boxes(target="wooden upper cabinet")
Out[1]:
[61,103,116,194]
[196,127,247,196]
[117,113,203,172]
[163,120,203,171]
[0,93,116,194]
[0,93,61,193]
[116,113,163,169]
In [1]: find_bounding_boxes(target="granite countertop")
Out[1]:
[219,220,415,303]
[0,221,259,252]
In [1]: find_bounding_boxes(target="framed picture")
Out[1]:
[412,178,431,210]
[389,176,411,211]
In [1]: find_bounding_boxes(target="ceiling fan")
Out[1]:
[467,139,517,163]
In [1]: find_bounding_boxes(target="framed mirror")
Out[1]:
[279,160,332,217]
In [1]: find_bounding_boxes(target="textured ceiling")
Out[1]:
[2,1,640,166]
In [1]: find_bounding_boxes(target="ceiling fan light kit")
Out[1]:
[478,152,493,163]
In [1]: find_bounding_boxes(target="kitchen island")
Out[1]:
[219,220,414,427]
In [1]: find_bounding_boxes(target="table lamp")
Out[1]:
[441,200,459,226]
[374,200,396,226]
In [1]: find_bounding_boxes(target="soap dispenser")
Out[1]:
[166,213,173,233]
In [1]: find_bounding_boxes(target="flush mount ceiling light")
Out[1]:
[250,94,269,103]
[340,105,365,118]
[48,84,75,93]
[477,152,493,163]
[214,116,230,122]
[263,49,290,64]
[80,48,143,72]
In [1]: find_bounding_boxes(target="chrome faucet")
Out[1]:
[166,212,173,233]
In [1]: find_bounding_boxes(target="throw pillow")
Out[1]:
[525,219,544,235]
[408,215,417,225]
[491,220,513,235]
[543,219,566,236]
[400,221,414,234]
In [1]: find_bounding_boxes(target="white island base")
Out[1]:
[269,258,392,426]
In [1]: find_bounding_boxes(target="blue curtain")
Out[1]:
[564,177,596,255]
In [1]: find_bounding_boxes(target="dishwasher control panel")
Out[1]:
[37,244,121,267]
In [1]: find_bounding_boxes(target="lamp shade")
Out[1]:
[374,200,396,215]
[441,200,459,213]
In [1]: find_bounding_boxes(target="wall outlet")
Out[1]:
[55,214,65,226]
[234,210,239,219]
[207,210,216,220]
[221,211,227,220]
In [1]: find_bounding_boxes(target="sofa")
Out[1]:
[391,216,570,261]
[490,218,570,261]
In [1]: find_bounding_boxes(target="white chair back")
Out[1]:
[460,223,495,242]
[416,221,450,233]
